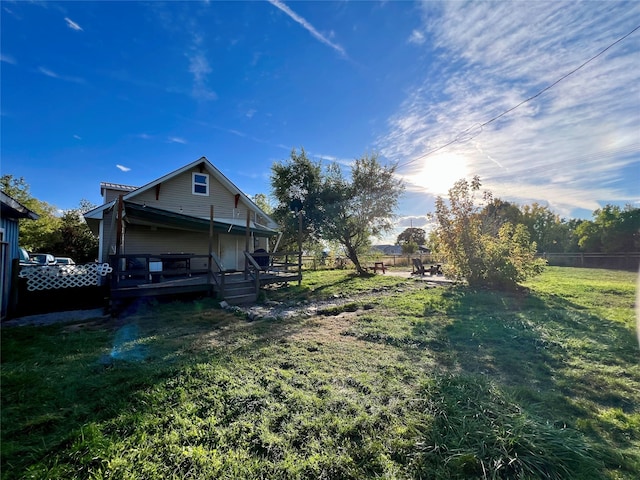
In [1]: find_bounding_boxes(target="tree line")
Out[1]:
[1,175,98,263]
[397,197,639,255]
[270,150,638,289]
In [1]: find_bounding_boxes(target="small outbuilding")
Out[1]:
[1,191,39,319]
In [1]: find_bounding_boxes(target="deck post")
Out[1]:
[208,205,214,294]
[244,210,250,279]
[115,195,123,257]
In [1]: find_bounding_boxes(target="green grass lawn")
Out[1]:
[2,267,638,479]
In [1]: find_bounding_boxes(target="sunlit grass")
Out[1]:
[2,267,638,479]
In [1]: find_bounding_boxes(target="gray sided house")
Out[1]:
[84,157,279,272]
[1,191,39,319]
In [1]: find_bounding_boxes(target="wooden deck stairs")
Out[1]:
[222,278,258,305]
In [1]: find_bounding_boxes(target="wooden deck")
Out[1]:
[108,251,302,305]
[110,271,302,299]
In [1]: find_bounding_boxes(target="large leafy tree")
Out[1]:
[271,150,403,275]
[1,175,61,251]
[432,177,545,289]
[252,193,273,215]
[1,175,98,261]
[520,203,573,253]
[396,227,426,255]
[575,205,640,253]
[270,149,324,251]
[49,202,99,263]
[479,199,522,236]
[318,155,404,274]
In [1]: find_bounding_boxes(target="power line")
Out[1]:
[397,23,640,169]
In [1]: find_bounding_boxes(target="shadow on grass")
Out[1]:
[341,284,639,477]
[430,286,638,411]
[2,280,638,479]
[1,297,232,478]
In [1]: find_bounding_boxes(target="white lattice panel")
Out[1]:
[18,263,113,291]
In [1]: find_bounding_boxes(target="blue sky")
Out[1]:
[2,1,639,244]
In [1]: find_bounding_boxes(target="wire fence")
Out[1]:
[301,252,640,272]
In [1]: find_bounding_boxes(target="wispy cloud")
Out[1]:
[168,136,187,144]
[149,3,217,101]
[378,1,640,216]
[267,0,347,57]
[408,30,425,45]
[73,134,81,140]
[183,116,290,151]
[116,164,131,172]
[38,66,85,84]
[64,17,83,31]
[0,53,16,65]
[309,152,354,168]
[187,51,217,101]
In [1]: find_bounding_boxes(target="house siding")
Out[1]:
[1,217,20,318]
[99,209,119,263]
[105,190,123,203]
[122,225,250,270]
[0,216,20,266]
[132,168,250,221]
[123,225,216,271]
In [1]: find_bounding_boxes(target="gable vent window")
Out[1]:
[192,173,209,196]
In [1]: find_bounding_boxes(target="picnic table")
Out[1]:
[369,262,386,274]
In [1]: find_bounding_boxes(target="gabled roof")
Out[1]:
[0,191,40,220]
[85,157,277,229]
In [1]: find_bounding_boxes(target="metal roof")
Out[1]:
[0,191,40,220]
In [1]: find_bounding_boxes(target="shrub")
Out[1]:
[432,177,545,289]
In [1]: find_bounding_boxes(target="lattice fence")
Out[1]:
[18,263,113,291]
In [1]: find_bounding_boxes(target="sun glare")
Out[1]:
[407,153,470,195]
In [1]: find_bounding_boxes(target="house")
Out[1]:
[84,157,280,272]
[1,191,39,319]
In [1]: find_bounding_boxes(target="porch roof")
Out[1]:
[1,191,40,220]
[123,201,279,237]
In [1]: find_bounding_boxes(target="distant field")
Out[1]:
[2,267,638,479]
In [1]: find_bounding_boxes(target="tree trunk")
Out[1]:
[344,238,367,275]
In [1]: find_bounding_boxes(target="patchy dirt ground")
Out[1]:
[236,274,452,321]
[3,272,453,328]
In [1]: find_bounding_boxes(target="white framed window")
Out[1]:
[192,172,209,196]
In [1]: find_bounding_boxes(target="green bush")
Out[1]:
[433,177,546,289]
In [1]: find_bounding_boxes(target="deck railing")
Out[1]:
[108,250,302,295]
[246,250,302,285]
[109,253,211,290]
[243,252,262,295]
